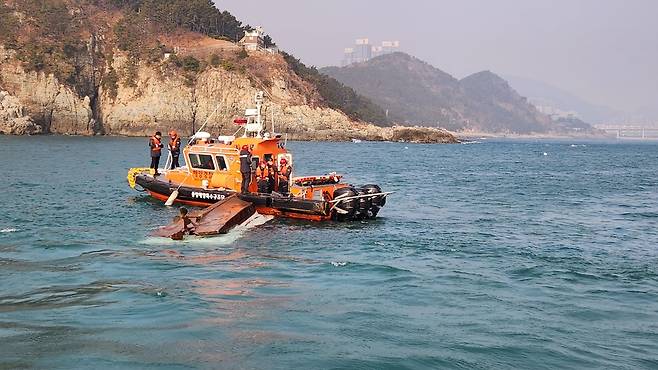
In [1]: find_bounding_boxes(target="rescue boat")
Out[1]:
[127,92,390,222]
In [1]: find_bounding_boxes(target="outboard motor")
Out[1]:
[331,187,358,221]
[354,188,373,220]
[361,184,385,218]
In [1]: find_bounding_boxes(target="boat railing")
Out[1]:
[189,146,240,155]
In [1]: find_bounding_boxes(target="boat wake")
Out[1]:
[0,228,19,233]
[235,212,274,230]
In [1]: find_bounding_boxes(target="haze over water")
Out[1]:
[1,136,658,369]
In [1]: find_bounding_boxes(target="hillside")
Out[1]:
[2,1,454,141]
[321,53,593,134]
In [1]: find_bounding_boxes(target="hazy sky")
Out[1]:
[216,0,657,112]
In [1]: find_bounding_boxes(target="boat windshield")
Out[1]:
[189,153,215,170]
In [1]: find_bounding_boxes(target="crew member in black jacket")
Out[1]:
[239,145,252,193]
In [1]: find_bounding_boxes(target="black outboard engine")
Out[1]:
[331,187,359,221]
[354,188,373,220]
[361,184,385,218]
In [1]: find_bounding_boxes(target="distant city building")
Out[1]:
[341,47,355,66]
[342,38,400,66]
[381,40,400,54]
[354,38,372,63]
[533,101,580,120]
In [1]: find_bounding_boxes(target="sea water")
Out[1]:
[1,136,657,369]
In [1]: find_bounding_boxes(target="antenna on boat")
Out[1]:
[243,91,265,138]
[189,103,222,144]
[164,103,223,207]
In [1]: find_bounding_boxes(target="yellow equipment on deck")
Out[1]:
[127,168,155,189]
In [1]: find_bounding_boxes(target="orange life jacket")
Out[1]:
[150,136,162,153]
[169,136,181,153]
[256,165,269,178]
[279,164,291,180]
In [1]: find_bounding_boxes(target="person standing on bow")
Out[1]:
[168,130,182,169]
[278,158,292,195]
[239,145,252,194]
[149,131,164,175]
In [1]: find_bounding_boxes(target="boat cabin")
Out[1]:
[163,133,292,194]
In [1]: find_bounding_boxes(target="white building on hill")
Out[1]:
[239,26,277,53]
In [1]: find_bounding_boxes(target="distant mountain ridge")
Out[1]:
[321,52,593,134]
[502,74,621,124]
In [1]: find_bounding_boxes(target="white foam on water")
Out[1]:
[140,212,274,246]
[235,213,274,231]
[0,228,18,233]
[331,261,348,267]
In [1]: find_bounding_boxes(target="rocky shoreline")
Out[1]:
[0,91,42,135]
[0,119,459,144]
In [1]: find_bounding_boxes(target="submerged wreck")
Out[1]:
[128,92,390,238]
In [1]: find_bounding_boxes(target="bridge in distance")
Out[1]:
[595,125,658,139]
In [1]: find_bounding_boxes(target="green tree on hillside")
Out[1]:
[109,0,254,42]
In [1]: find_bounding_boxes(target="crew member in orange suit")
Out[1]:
[278,158,292,195]
[168,130,182,169]
[149,131,164,175]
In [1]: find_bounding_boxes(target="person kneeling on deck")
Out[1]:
[278,158,292,195]
[239,145,252,194]
[256,160,270,193]
[149,131,164,175]
[168,130,181,169]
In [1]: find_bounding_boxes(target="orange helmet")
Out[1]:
[169,130,177,137]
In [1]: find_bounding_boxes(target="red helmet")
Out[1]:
[241,145,249,151]
[280,158,287,164]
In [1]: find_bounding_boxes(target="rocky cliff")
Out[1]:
[0,90,42,135]
[0,1,456,143]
